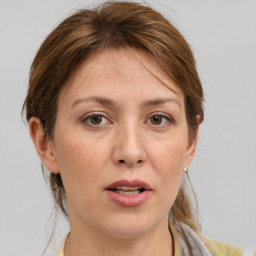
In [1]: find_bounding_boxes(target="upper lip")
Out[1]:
[105,179,153,191]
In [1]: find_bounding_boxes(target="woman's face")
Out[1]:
[46,49,197,238]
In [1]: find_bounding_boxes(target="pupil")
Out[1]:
[152,115,162,125]
[92,115,102,124]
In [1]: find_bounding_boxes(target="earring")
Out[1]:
[183,167,188,173]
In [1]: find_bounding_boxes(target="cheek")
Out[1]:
[54,137,110,210]
[150,140,187,199]
[151,140,187,175]
[54,133,109,193]
[55,130,105,170]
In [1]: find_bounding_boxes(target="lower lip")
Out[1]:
[105,190,152,207]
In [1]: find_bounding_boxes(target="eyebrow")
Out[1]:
[71,96,115,108]
[71,96,181,108]
[141,98,181,108]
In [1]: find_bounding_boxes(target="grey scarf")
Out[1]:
[178,223,212,256]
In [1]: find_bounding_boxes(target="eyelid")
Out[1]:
[145,112,176,126]
[80,111,175,128]
[81,112,112,126]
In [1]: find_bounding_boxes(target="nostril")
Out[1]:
[117,159,143,165]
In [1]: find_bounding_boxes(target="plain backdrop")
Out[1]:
[0,0,255,255]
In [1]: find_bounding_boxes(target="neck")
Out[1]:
[64,218,173,256]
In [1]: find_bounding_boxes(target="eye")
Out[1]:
[82,113,110,126]
[151,115,164,125]
[147,114,174,126]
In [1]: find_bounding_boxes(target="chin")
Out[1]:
[107,226,150,239]
[101,213,161,239]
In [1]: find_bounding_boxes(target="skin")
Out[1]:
[29,49,198,256]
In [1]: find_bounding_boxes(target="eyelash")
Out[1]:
[81,112,175,128]
[81,113,111,127]
[145,113,175,127]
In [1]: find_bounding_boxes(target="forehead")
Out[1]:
[61,48,184,104]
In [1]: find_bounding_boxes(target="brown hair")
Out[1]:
[23,1,204,254]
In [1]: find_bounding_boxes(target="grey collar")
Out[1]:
[177,223,212,256]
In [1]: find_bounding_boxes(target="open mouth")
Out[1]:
[109,186,146,195]
[105,180,152,206]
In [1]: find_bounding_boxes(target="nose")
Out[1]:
[112,123,146,168]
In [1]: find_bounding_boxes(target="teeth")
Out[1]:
[115,190,140,195]
[115,186,141,191]
[112,186,145,195]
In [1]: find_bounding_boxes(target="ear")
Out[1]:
[184,121,199,167]
[29,117,59,174]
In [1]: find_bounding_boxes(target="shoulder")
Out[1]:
[201,236,255,256]
[171,221,255,256]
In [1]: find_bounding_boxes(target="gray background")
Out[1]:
[0,0,255,255]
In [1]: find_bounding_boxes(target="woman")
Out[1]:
[22,1,252,256]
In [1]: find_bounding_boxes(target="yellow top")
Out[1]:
[200,236,252,256]
[56,225,253,256]
[56,234,66,256]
